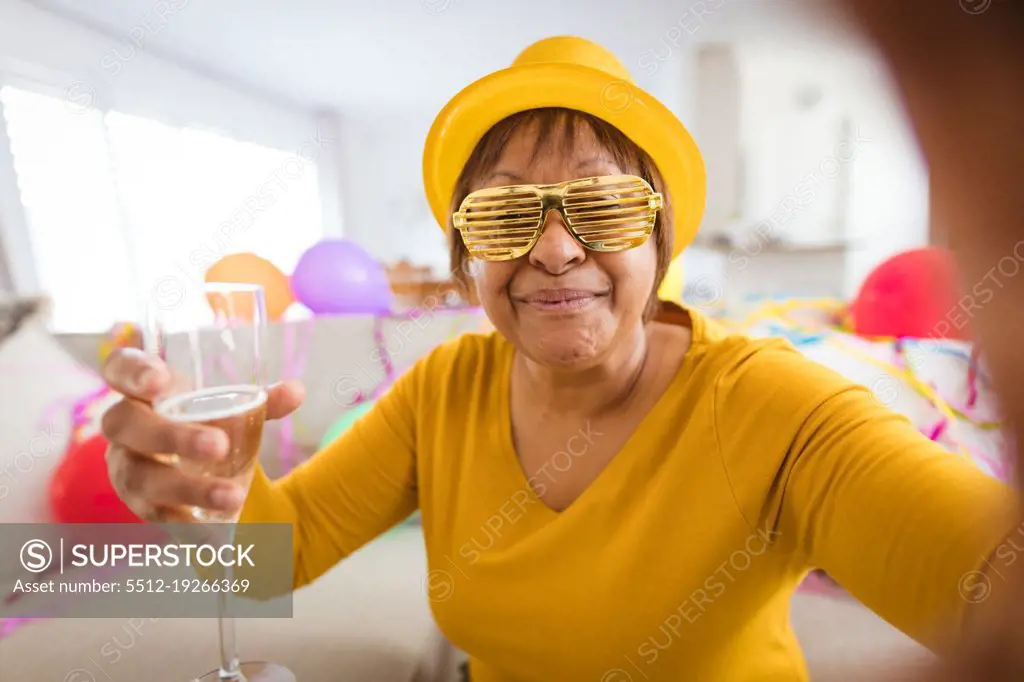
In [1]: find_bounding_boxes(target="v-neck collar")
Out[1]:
[494,304,708,520]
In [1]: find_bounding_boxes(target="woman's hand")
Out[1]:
[100,347,305,522]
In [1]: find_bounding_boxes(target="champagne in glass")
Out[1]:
[148,282,294,682]
[155,384,268,523]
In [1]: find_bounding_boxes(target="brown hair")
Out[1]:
[446,107,673,322]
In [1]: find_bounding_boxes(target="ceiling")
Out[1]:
[28,0,866,116]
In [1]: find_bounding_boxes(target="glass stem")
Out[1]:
[217,524,243,680]
[217,590,241,678]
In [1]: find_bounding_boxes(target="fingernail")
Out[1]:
[209,485,244,510]
[194,430,228,457]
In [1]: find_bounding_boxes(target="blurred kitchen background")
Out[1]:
[0,0,929,334]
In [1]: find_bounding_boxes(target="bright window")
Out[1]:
[0,85,323,332]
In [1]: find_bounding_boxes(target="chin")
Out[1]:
[523,324,607,368]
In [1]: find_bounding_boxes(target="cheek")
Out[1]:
[600,245,659,304]
[476,261,516,300]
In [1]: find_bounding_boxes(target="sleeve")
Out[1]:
[713,341,1020,651]
[237,350,423,591]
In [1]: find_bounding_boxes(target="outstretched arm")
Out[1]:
[713,343,1019,651]
[838,1,1024,680]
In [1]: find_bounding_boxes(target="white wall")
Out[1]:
[693,44,741,237]
[839,59,929,295]
[736,44,853,246]
[683,42,929,301]
[335,111,449,274]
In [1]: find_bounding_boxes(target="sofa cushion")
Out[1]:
[0,303,102,525]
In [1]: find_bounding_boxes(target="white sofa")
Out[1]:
[0,300,932,680]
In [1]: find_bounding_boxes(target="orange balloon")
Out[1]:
[204,253,294,320]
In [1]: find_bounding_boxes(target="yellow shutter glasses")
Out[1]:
[452,174,664,261]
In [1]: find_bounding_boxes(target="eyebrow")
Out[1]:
[573,157,611,173]
[487,170,524,184]
[486,158,613,185]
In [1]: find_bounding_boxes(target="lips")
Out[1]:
[522,289,598,303]
[516,288,605,312]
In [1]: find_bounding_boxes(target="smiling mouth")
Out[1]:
[516,289,607,311]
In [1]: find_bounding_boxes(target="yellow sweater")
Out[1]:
[241,309,1018,681]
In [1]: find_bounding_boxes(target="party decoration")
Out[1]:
[320,400,376,450]
[68,386,119,446]
[291,239,393,315]
[205,252,294,320]
[849,247,968,340]
[658,255,686,304]
[276,317,316,469]
[49,434,142,524]
[713,296,1006,478]
[100,322,142,362]
[0,618,45,642]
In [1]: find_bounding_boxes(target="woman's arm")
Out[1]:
[239,359,421,591]
[713,343,1019,651]
[833,3,1024,678]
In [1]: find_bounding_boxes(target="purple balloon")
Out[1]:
[291,239,393,314]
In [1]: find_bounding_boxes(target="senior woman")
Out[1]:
[101,37,1018,682]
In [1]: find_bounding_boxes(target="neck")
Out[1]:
[514,324,651,417]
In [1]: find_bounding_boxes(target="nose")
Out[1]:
[528,208,586,274]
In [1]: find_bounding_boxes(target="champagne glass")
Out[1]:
[147,282,295,682]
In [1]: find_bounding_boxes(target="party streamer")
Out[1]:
[0,617,44,641]
[895,341,998,428]
[727,299,1006,477]
[370,315,397,399]
[278,319,296,468]
[276,318,316,469]
[828,337,975,459]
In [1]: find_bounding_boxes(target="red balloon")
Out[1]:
[49,434,142,524]
[850,247,970,341]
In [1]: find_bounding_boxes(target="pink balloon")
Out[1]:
[291,240,393,314]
